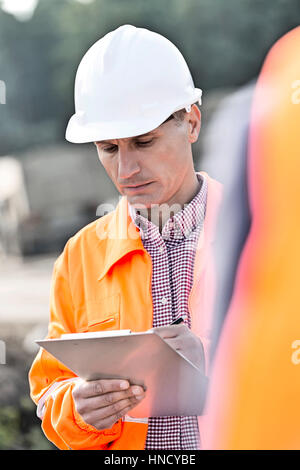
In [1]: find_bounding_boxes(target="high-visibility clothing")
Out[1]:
[202,27,300,449]
[29,171,222,450]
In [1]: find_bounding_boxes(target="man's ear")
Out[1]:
[187,104,201,143]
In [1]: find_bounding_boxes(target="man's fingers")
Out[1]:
[99,386,144,407]
[76,385,144,413]
[84,394,145,430]
[72,379,146,430]
[74,379,130,399]
[93,399,142,431]
[99,394,145,420]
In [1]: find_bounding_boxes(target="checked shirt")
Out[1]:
[128,172,207,450]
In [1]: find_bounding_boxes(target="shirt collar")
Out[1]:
[128,172,207,242]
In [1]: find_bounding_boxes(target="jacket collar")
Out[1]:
[192,171,223,280]
[97,195,146,281]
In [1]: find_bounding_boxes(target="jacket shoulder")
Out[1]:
[62,211,115,259]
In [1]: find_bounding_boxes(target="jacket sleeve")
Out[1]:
[28,243,123,450]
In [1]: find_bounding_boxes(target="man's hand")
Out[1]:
[72,379,145,430]
[153,324,205,373]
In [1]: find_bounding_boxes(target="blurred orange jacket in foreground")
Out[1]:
[203,26,300,449]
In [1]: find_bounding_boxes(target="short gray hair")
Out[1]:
[172,109,186,123]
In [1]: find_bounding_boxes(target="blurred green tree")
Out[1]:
[0,0,299,155]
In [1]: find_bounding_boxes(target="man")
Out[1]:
[29,24,222,450]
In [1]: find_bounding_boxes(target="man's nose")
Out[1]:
[118,147,140,180]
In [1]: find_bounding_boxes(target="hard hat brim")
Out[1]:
[65,89,202,144]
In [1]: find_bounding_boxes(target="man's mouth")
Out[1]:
[120,181,154,193]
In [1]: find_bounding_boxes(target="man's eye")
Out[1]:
[136,139,153,147]
[103,145,118,153]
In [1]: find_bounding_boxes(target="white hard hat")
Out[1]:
[65,24,202,143]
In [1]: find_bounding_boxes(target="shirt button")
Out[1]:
[160,297,168,305]
[159,245,165,253]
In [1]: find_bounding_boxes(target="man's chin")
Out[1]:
[127,198,153,210]
[120,182,160,207]
[125,193,158,210]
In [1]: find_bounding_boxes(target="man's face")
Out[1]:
[95,106,201,209]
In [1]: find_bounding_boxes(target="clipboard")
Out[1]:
[36,329,207,418]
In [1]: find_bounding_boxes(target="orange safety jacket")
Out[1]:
[29,171,222,450]
[202,27,300,449]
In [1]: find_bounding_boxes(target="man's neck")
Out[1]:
[136,172,201,232]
